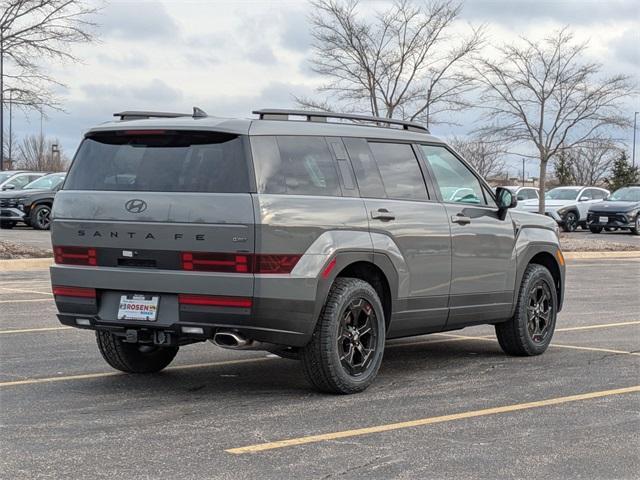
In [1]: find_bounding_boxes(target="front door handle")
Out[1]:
[451,214,471,225]
[371,208,396,221]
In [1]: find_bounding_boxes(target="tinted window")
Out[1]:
[25,174,65,190]
[251,136,342,196]
[518,188,537,200]
[10,175,31,189]
[368,142,428,201]
[420,145,486,205]
[343,138,386,198]
[65,131,250,193]
[588,189,606,200]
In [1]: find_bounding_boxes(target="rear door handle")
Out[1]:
[451,214,471,225]
[371,209,396,221]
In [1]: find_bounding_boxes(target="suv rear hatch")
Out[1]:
[51,129,256,324]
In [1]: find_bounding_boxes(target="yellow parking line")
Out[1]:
[0,357,273,388]
[0,327,72,334]
[556,321,640,332]
[0,298,52,304]
[226,385,640,454]
[0,287,52,296]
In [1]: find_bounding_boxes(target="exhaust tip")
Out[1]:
[213,331,244,348]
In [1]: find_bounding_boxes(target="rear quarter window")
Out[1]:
[64,131,250,193]
[250,136,342,196]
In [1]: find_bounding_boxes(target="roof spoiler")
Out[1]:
[113,107,208,121]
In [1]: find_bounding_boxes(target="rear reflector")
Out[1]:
[54,246,97,266]
[53,286,96,298]
[178,294,252,308]
[181,253,301,274]
[181,326,205,335]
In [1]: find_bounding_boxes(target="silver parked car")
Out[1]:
[50,108,566,393]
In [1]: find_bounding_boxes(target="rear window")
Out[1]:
[64,131,250,193]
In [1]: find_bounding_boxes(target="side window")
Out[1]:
[589,189,605,200]
[579,189,593,201]
[251,136,342,196]
[342,137,386,198]
[11,175,30,189]
[420,145,487,205]
[368,142,428,201]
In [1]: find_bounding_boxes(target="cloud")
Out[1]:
[81,79,183,105]
[95,52,150,68]
[609,28,640,67]
[461,0,640,25]
[280,11,313,52]
[98,1,179,40]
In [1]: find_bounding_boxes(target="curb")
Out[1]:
[0,258,54,271]
[563,251,640,260]
[1,251,639,272]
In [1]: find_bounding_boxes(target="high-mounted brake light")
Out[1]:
[181,253,301,274]
[53,286,96,298]
[178,294,252,308]
[54,246,97,266]
[121,130,167,135]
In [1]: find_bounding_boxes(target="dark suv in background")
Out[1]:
[0,172,66,230]
[50,108,565,394]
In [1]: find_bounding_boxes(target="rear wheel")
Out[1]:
[96,331,179,373]
[301,278,385,394]
[589,226,603,234]
[30,204,52,230]
[561,212,578,232]
[495,264,557,356]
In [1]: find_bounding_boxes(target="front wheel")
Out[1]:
[495,264,557,356]
[96,331,179,373]
[30,204,52,230]
[561,212,578,232]
[301,278,385,394]
[631,216,640,235]
[589,226,603,234]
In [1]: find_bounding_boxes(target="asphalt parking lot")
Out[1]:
[1,259,639,479]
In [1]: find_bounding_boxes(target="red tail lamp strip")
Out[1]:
[181,253,301,274]
[322,257,337,279]
[52,286,96,298]
[54,246,97,266]
[178,294,252,308]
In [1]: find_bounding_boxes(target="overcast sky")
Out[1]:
[7,0,640,175]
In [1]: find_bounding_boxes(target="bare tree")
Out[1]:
[472,28,634,213]
[17,133,68,171]
[298,0,484,127]
[566,140,617,186]
[1,0,98,169]
[449,134,506,178]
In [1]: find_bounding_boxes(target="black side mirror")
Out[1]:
[3,184,16,190]
[496,187,517,210]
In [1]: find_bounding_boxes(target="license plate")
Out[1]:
[599,216,609,223]
[118,294,159,321]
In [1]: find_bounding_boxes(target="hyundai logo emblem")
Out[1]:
[125,199,148,213]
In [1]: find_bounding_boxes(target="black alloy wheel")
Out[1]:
[337,298,378,377]
[31,205,52,230]
[562,212,578,232]
[526,282,553,344]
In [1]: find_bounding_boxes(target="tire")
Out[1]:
[96,331,179,373]
[301,277,386,394]
[561,212,578,232]
[30,204,52,230]
[495,264,558,356]
[589,226,603,234]
[0,221,16,229]
[631,216,639,235]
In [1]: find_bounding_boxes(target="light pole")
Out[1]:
[633,112,638,168]
[521,158,526,185]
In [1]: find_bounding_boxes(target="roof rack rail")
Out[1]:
[252,109,429,133]
[114,107,208,121]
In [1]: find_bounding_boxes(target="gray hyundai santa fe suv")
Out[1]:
[50,108,565,394]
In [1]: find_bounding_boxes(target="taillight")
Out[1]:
[54,246,97,266]
[52,286,96,298]
[181,252,250,273]
[178,294,252,308]
[181,253,301,274]
[254,254,301,274]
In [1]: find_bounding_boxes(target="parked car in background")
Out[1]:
[587,185,640,235]
[498,185,540,201]
[0,170,47,191]
[517,186,610,232]
[0,172,66,230]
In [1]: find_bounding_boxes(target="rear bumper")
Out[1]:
[50,264,319,347]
